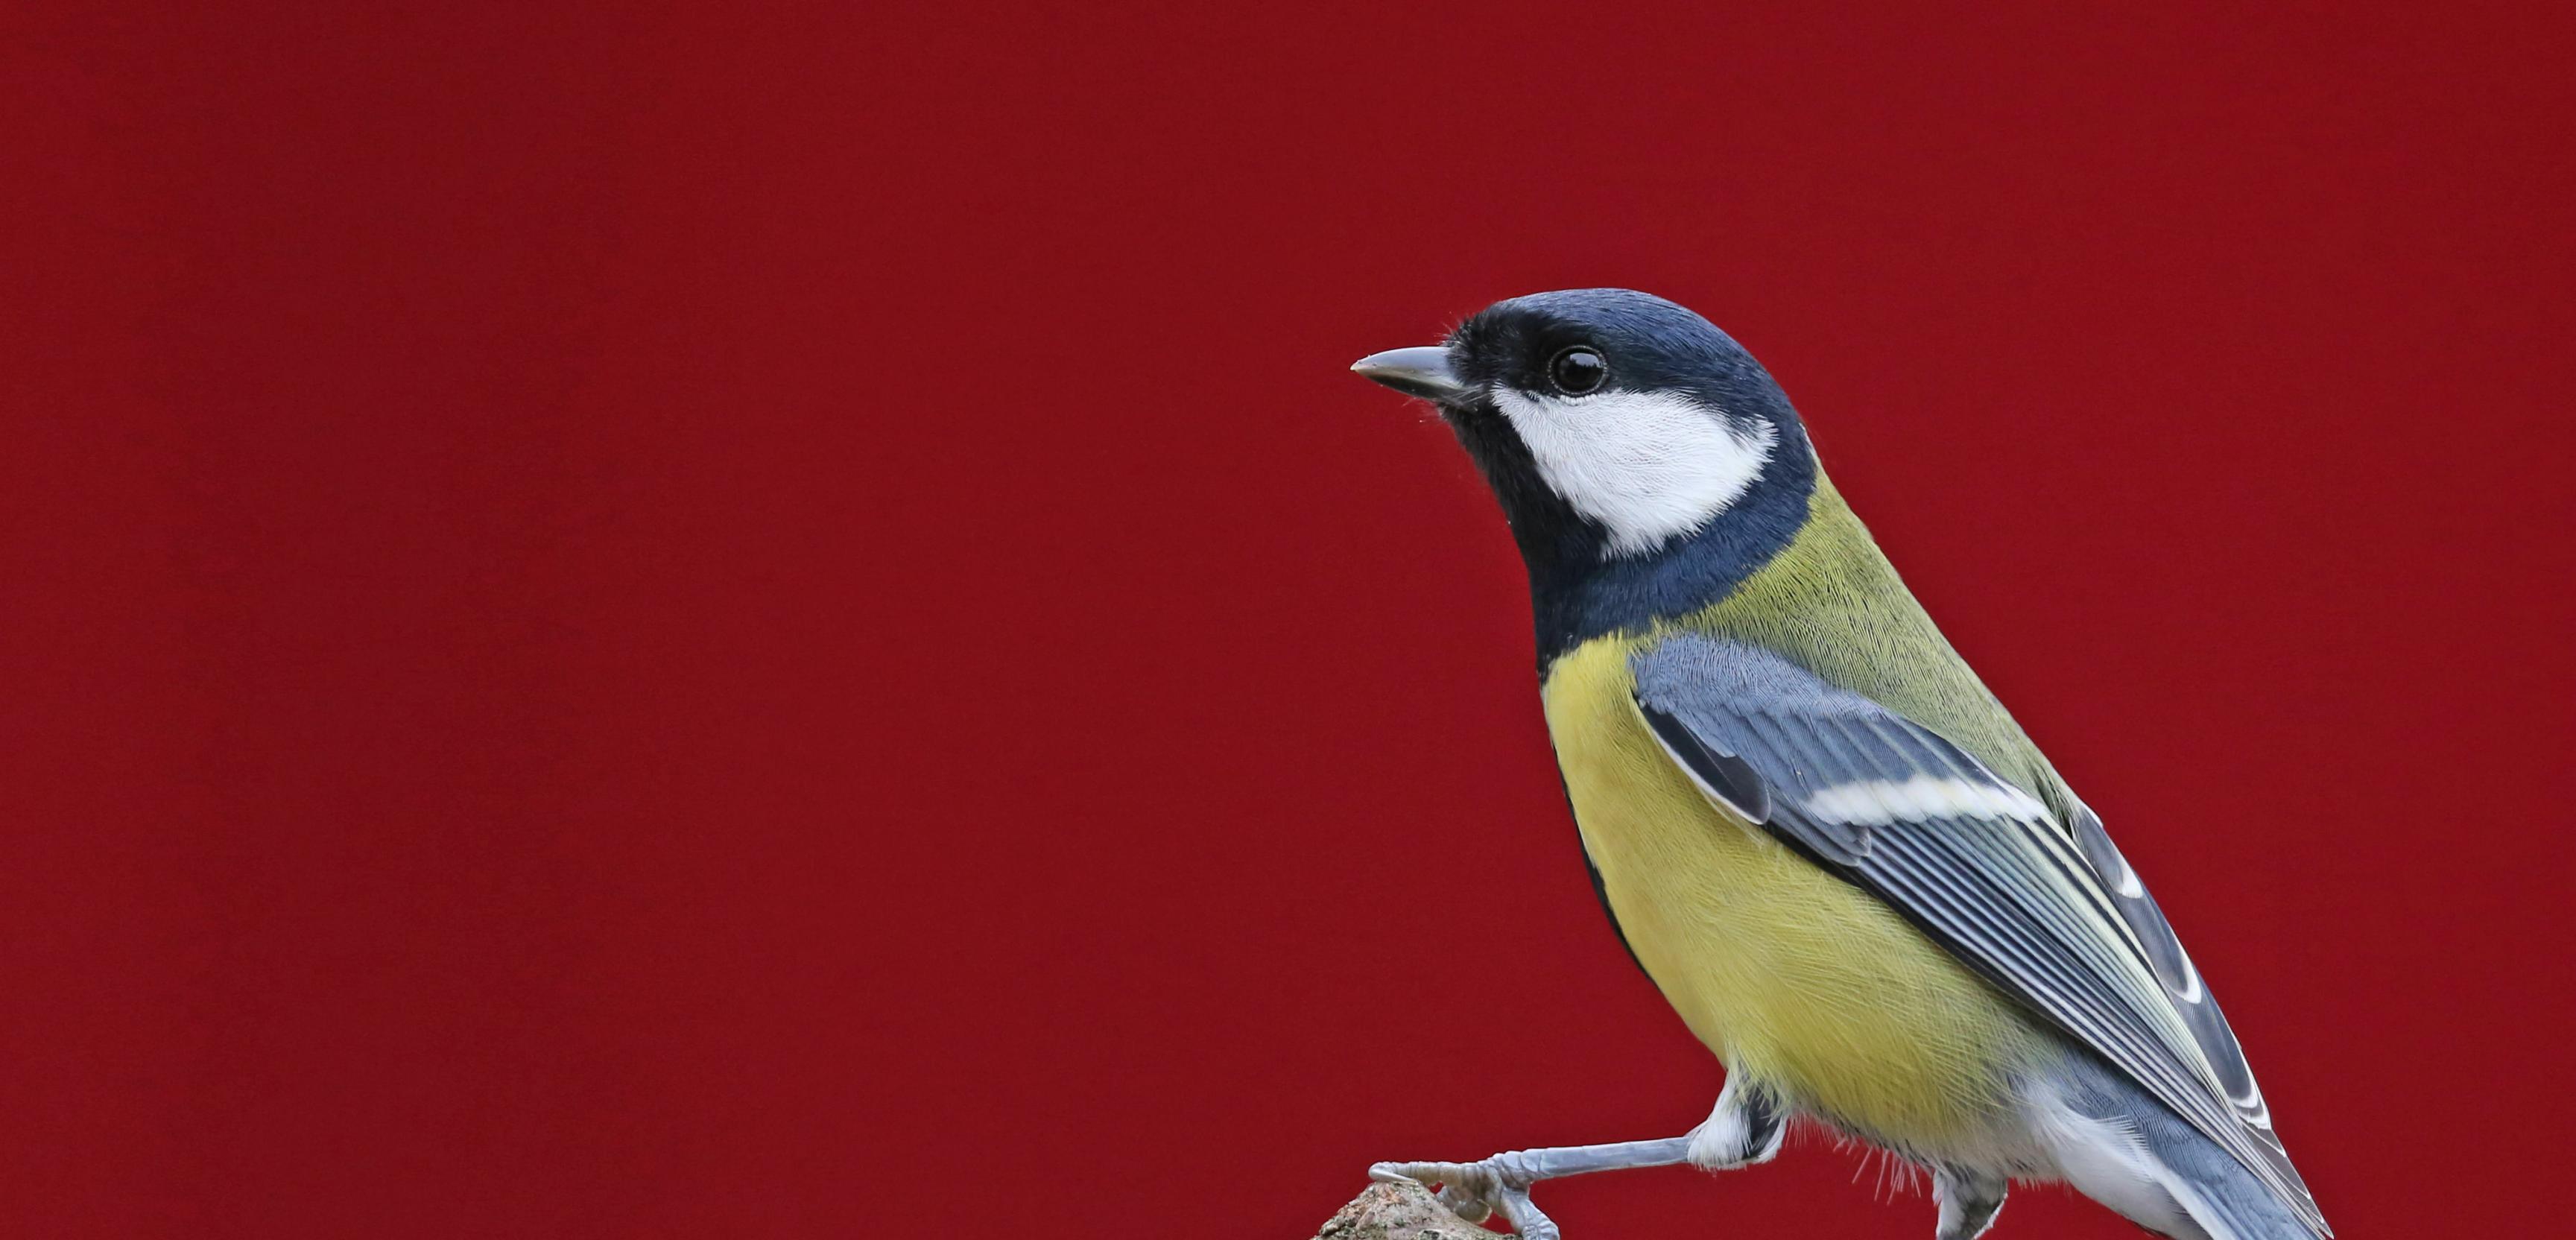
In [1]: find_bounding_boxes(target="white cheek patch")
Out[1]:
[1490,388,1776,557]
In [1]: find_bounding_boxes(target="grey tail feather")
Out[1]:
[2051,1051,2326,1240]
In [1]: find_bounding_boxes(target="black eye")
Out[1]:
[1548,347,1607,395]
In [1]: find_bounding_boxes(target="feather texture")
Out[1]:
[1630,633,2324,1237]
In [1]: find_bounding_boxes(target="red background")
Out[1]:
[6,2,2570,1236]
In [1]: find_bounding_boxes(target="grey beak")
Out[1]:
[1350,346,1466,400]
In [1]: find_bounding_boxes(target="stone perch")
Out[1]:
[1306,1180,1497,1240]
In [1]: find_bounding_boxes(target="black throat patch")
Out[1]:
[1444,403,1819,671]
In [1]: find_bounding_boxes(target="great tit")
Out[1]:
[1349,289,2326,1240]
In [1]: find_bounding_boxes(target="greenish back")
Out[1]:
[1680,472,2072,817]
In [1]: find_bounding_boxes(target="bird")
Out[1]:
[1347,288,2326,1240]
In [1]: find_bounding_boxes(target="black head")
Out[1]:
[1352,288,1820,663]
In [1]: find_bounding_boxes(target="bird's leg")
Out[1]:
[1370,1139,1689,1240]
[1370,1076,1784,1239]
[1932,1166,2007,1240]
[1684,1075,1787,1170]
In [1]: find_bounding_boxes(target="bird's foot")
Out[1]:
[1370,1151,1562,1240]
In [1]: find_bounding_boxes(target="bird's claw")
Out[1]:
[1368,1153,1562,1239]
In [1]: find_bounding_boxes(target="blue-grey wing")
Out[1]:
[1630,633,2324,1238]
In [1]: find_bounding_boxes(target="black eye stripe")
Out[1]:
[1548,347,1607,396]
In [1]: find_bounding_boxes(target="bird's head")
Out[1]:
[1354,288,1814,583]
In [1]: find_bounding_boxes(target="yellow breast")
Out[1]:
[1542,634,2047,1147]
